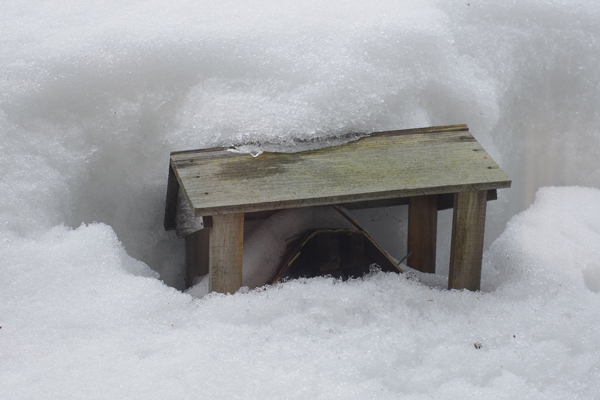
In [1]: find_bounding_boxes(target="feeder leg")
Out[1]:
[209,213,244,294]
[184,229,210,289]
[448,190,487,291]
[407,194,438,273]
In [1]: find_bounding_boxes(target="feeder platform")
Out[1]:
[164,124,511,293]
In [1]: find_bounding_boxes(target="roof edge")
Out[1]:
[164,162,179,231]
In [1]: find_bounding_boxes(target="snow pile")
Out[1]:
[484,186,600,295]
[2,0,600,397]
[1,0,598,285]
[2,187,600,399]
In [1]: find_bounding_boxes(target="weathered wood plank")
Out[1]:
[209,213,244,294]
[437,189,497,211]
[171,189,500,233]
[185,229,210,289]
[407,195,438,273]
[340,197,409,210]
[448,190,488,291]
[368,124,469,137]
[170,126,511,217]
[164,163,180,231]
[174,190,498,236]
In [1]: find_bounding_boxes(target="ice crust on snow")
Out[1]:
[2,0,600,398]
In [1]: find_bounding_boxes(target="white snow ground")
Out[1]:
[1,1,600,398]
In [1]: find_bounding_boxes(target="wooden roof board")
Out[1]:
[167,125,511,219]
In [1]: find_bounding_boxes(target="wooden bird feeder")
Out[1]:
[164,124,511,293]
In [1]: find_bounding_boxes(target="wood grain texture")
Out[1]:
[209,213,244,294]
[408,195,438,274]
[448,190,488,291]
[169,126,511,217]
[166,190,499,231]
[185,229,210,289]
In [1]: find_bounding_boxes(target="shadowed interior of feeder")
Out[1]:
[271,229,403,284]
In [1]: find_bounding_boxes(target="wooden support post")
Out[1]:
[407,194,438,273]
[184,229,210,289]
[448,190,488,291]
[209,213,244,294]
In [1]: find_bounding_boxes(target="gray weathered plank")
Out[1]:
[209,213,244,294]
[448,190,487,291]
[170,126,510,217]
[408,195,438,274]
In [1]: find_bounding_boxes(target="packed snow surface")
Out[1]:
[1,0,600,398]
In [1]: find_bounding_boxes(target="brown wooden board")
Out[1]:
[408,195,438,274]
[448,190,488,291]
[209,213,244,294]
[166,124,511,220]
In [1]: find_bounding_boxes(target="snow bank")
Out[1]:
[484,186,600,295]
[2,0,599,283]
[2,188,600,399]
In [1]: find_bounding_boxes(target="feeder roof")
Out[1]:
[164,124,511,230]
